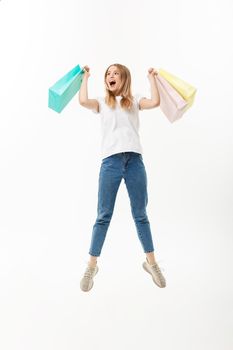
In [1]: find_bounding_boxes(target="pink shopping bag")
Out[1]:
[156,74,188,123]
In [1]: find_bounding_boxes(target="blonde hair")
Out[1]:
[104,63,134,111]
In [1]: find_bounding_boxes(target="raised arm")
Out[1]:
[139,68,160,110]
[79,65,99,113]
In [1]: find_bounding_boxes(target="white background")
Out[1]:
[0,0,233,349]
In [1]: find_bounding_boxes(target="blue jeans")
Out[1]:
[89,152,155,256]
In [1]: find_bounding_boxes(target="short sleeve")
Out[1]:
[91,96,101,114]
[134,93,146,110]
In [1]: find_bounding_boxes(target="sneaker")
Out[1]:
[142,258,166,288]
[80,264,99,292]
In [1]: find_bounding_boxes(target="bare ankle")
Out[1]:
[88,255,98,268]
[146,253,156,265]
[88,262,97,268]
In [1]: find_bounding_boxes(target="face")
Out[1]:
[105,66,122,94]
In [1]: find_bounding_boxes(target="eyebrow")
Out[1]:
[107,70,119,73]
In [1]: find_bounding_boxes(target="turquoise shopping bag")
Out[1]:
[48,64,85,113]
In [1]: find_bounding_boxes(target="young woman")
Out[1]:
[79,63,166,292]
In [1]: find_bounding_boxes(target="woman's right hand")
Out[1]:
[82,65,90,78]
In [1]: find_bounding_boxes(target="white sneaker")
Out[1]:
[143,258,166,288]
[80,264,99,292]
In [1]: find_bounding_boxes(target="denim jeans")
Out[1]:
[89,152,155,256]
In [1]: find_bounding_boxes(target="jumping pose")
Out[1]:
[79,63,166,292]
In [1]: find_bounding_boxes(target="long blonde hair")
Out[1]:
[104,63,134,111]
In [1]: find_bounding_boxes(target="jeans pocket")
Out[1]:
[101,154,115,166]
[102,155,112,162]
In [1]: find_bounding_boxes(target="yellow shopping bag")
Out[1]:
[158,69,197,109]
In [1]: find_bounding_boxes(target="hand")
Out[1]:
[82,65,91,78]
[147,67,158,79]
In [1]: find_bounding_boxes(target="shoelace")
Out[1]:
[147,259,165,273]
[151,264,163,276]
[149,261,165,280]
[84,267,95,279]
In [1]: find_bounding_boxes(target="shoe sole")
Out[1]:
[80,266,99,292]
[143,262,166,288]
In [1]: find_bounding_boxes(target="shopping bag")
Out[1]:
[48,64,85,113]
[156,74,188,123]
[158,69,197,108]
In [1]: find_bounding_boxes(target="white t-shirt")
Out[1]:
[92,94,145,159]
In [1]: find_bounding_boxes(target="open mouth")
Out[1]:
[109,81,116,87]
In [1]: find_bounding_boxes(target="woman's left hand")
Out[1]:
[147,67,158,79]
